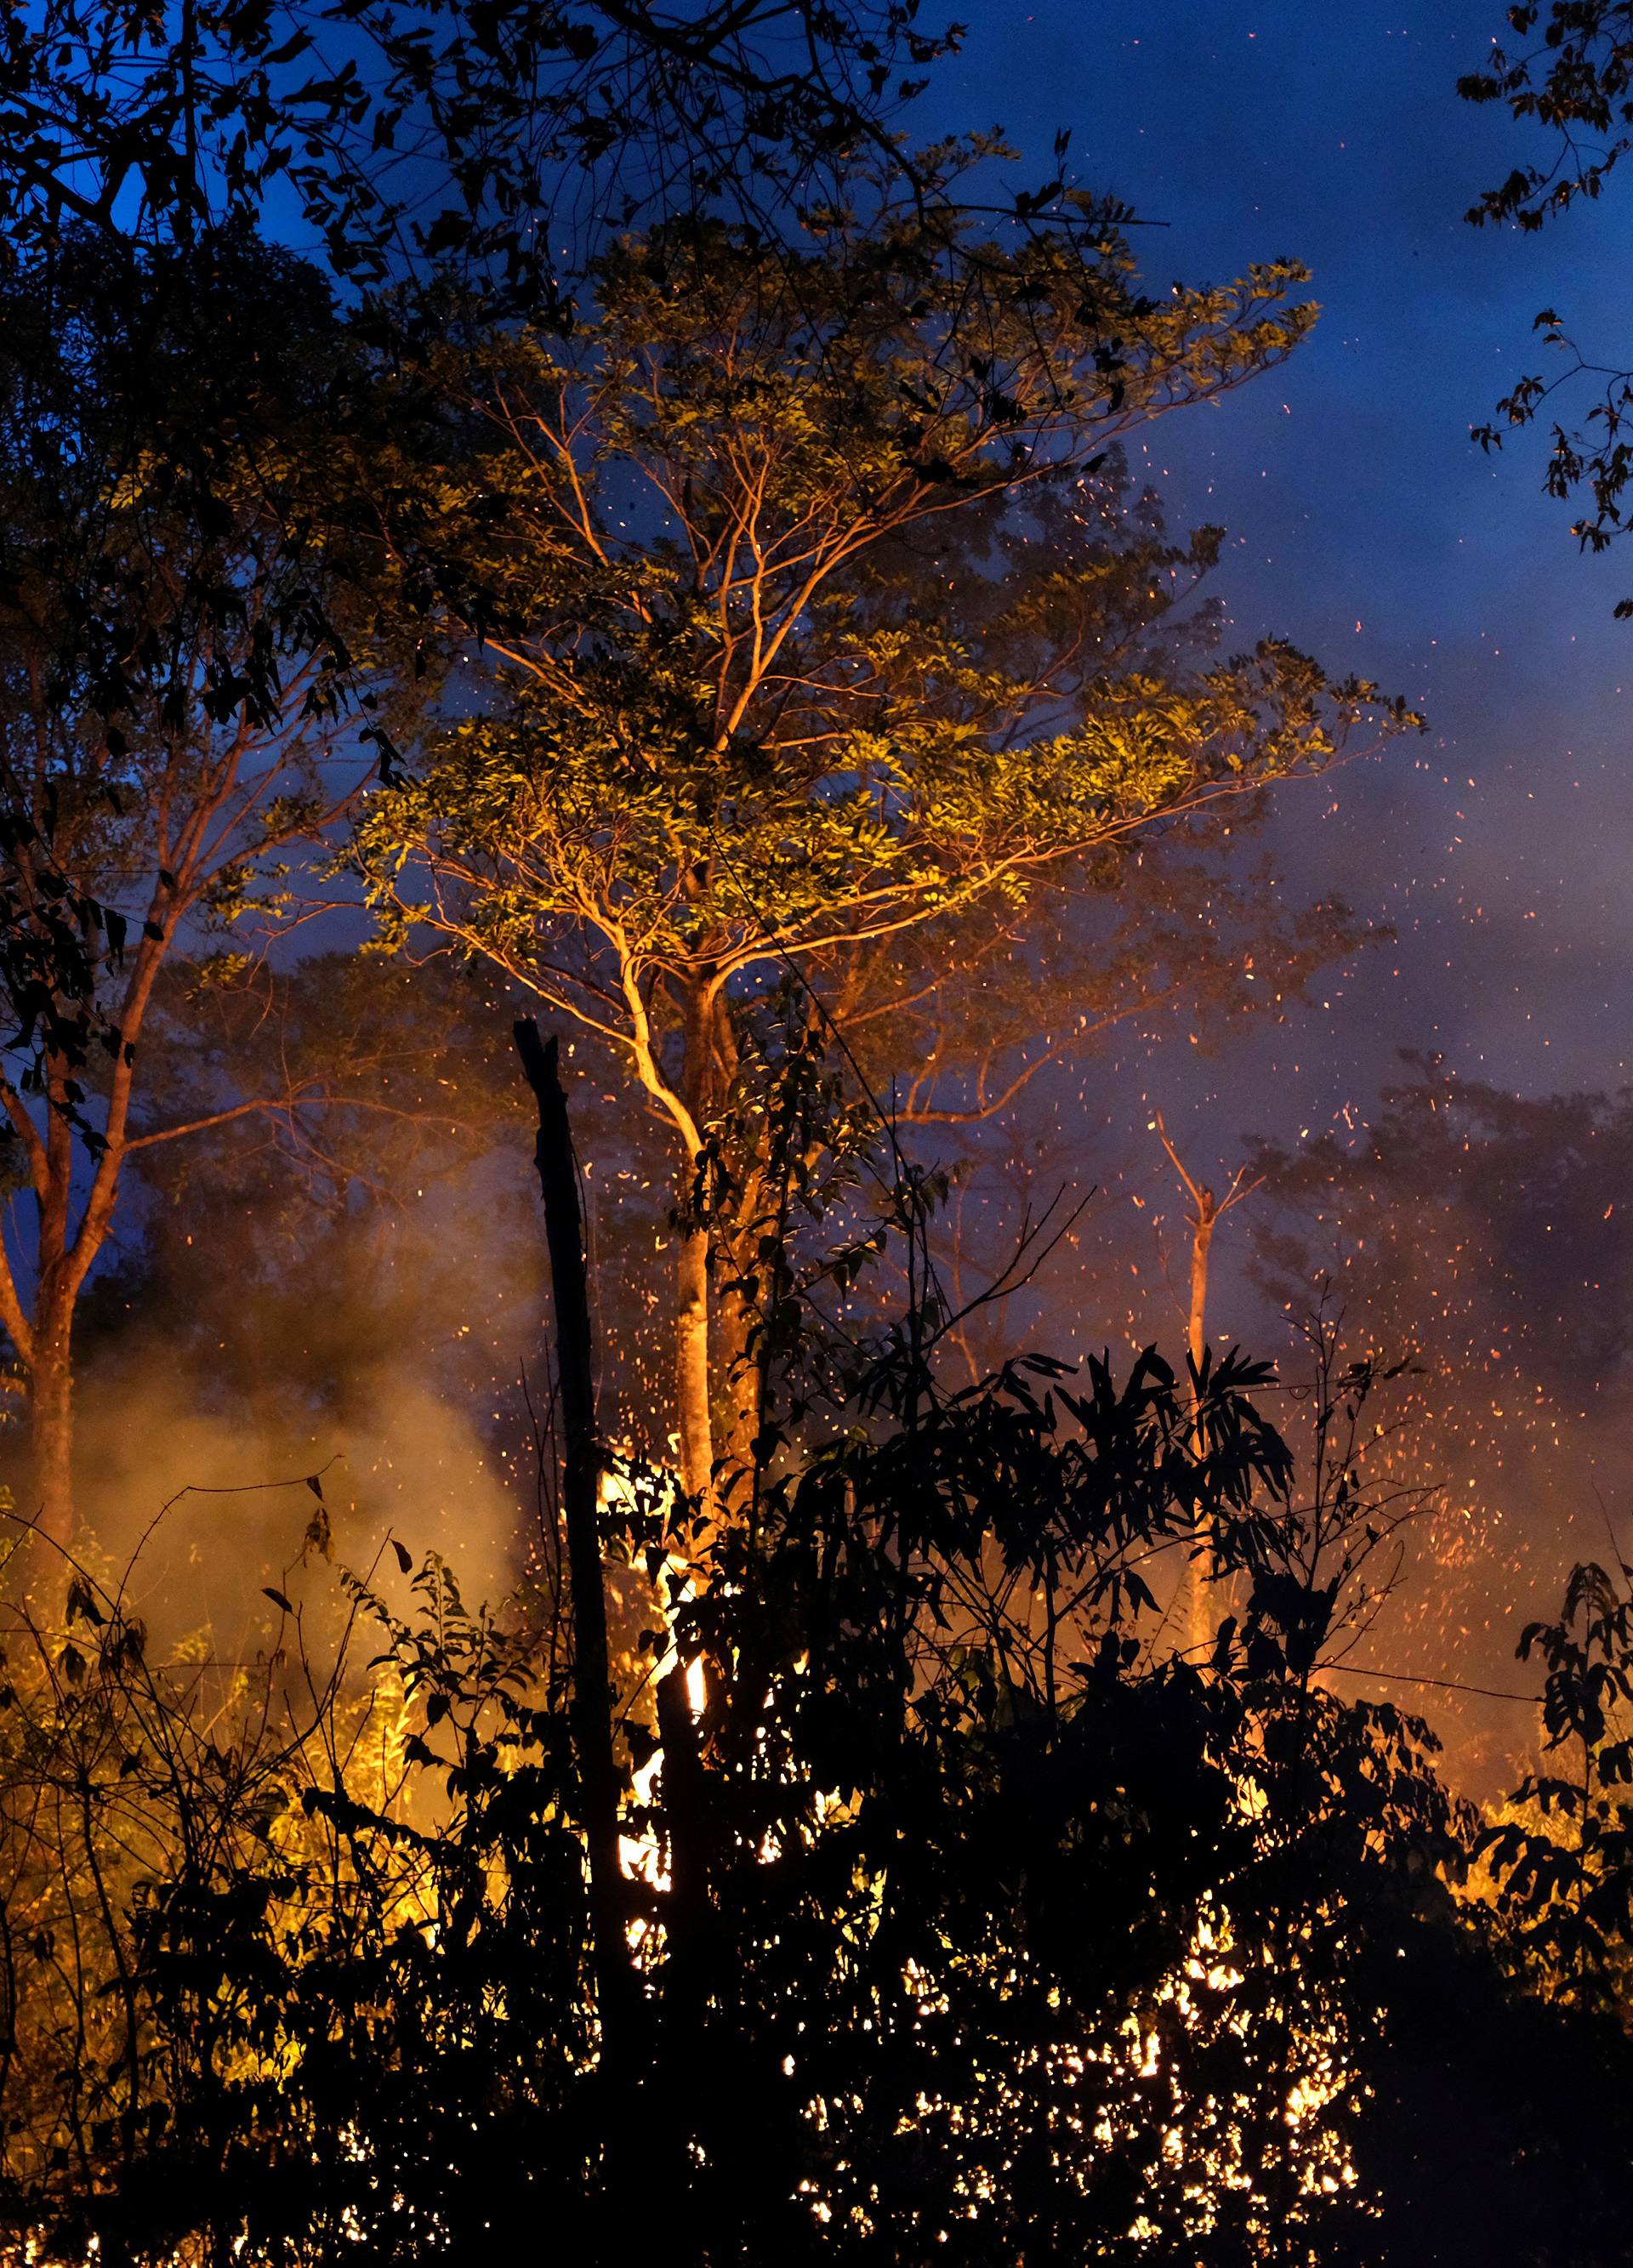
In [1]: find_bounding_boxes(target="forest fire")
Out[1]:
[0,1,1630,2260]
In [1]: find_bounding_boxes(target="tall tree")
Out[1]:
[1151,1111,1263,1659]
[353,205,1416,1503]
[0,232,409,1541]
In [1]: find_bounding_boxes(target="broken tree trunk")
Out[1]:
[514,1020,636,2082]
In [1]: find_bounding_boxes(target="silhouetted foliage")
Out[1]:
[1463,5,1633,602]
[0,1,968,298]
[1,1048,1630,2265]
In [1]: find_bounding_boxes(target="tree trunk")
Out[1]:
[674,1209,714,1505]
[1185,1208,1217,1661]
[30,1319,74,1549]
[1154,1121,1263,1667]
[672,975,732,1509]
[714,1234,760,1485]
[665,974,776,1507]
[515,1020,643,2205]
[1186,1212,1214,1378]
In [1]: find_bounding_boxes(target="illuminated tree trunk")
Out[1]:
[659,975,768,1504]
[674,1213,715,1503]
[720,1296,760,1477]
[711,1192,763,1485]
[670,1197,757,1502]
[1183,1202,1218,1662]
[1153,1115,1264,1664]
[29,1311,74,1549]
[26,1090,84,1550]
[1185,1209,1213,1378]
[0,935,174,1553]
[674,976,727,1508]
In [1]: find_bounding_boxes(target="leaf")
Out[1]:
[264,1587,295,1616]
[65,1575,105,1628]
[391,1538,412,1575]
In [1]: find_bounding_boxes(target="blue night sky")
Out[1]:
[936,2,1633,1131]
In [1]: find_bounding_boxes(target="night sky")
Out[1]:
[940,1,1630,1115]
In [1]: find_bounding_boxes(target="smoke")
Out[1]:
[48,1353,530,1660]
[901,1045,1633,1801]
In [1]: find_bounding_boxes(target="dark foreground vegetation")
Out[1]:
[0,1037,1630,2268]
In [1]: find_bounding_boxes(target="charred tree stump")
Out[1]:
[513,1020,636,2099]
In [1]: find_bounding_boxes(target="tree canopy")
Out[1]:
[0,0,966,291]
[352,207,1413,1491]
